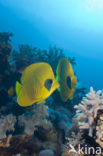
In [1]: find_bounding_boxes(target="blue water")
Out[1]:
[0,0,103,90]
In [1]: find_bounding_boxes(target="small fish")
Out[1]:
[8,86,14,96]
[56,58,77,102]
[16,62,59,107]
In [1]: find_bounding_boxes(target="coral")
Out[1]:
[11,45,64,73]
[0,32,18,110]
[39,149,54,156]
[66,132,84,147]
[62,87,103,154]
[0,32,12,84]
[51,84,87,115]
[34,127,64,154]
[0,126,63,155]
[72,86,87,110]
[0,32,13,44]
[74,87,103,137]
[0,32,80,155]
[62,130,84,156]
[11,44,76,75]
[48,106,72,136]
[18,104,53,135]
[96,113,103,147]
[0,114,16,138]
[0,134,12,147]
[0,134,38,156]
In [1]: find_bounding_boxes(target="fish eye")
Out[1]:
[67,76,72,89]
[44,79,53,91]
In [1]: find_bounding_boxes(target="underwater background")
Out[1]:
[0,0,103,156]
[0,0,103,90]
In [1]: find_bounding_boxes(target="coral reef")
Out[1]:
[96,113,103,147]
[62,132,84,156]
[0,32,13,44]
[0,114,16,139]
[62,87,103,156]
[74,87,103,137]
[49,106,72,136]
[62,117,85,156]
[0,32,12,85]
[18,104,53,135]
[0,134,12,148]
[0,32,20,110]
[0,32,88,156]
[0,103,64,155]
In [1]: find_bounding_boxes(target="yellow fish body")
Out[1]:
[16,62,59,107]
[56,58,77,102]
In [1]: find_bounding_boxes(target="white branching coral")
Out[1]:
[62,132,84,156]
[74,87,103,137]
[0,114,16,138]
[18,104,53,135]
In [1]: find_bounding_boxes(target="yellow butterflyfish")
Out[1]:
[56,58,77,102]
[16,62,59,107]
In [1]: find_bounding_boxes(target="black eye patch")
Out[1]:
[44,79,53,91]
[67,76,72,89]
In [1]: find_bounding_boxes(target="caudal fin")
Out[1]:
[16,81,22,96]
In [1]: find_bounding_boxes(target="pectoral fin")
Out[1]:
[16,81,22,96]
[37,99,44,104]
